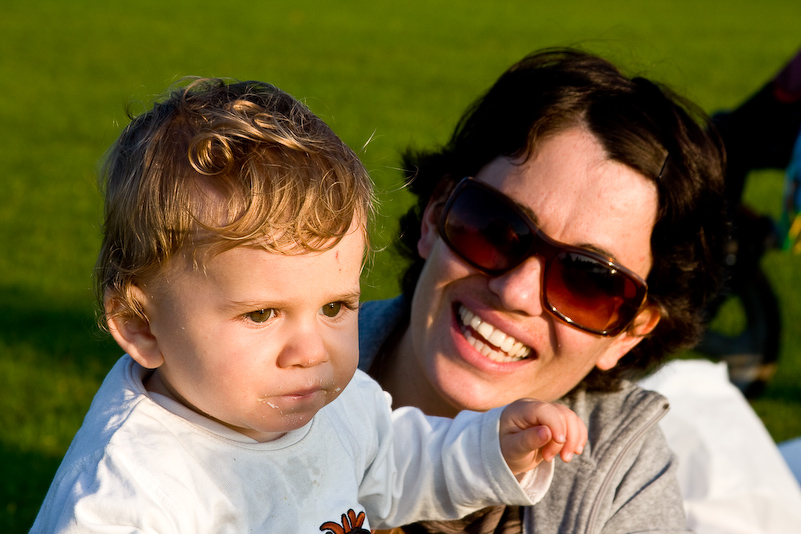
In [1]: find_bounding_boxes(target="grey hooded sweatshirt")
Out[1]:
[358,297,690,534]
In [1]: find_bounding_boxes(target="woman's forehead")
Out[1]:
[476,129,658,276]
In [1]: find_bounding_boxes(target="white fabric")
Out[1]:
[31,356,551,533]
[639,359,801,534]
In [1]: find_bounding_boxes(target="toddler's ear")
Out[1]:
[104,287,164,369]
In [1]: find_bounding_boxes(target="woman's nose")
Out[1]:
[486,255,546,317]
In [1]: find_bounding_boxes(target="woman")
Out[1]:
[359,48,727,533]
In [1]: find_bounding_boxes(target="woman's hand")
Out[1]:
[499,398,588,476]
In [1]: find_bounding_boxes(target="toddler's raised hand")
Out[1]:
[498,399,587,476]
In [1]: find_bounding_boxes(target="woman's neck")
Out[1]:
[371,323,461,419]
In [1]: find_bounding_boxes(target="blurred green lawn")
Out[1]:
[2,0,801,531]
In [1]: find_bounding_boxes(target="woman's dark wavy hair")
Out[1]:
[397,48,728,392]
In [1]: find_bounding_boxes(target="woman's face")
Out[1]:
[400,127,660,416]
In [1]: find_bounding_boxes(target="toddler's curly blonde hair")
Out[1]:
[96,77,373,325]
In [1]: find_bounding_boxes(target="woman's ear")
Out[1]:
[418,176,458,259]
[104,286,164,369]
[595,304,662,371]
[629,303,662,337]
[417,199,442,259]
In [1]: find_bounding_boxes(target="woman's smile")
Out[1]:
[457,304,532,362]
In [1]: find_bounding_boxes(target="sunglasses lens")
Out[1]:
[546,253,642,333]
[441,179,647,335]
[443,186,531,273]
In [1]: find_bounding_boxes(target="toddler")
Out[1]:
[31,78,586,533]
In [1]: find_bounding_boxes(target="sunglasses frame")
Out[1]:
[437,177,649,336]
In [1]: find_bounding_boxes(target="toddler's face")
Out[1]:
[137,226,364,442]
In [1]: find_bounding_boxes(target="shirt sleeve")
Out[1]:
[30,447,178,534]
[353,374,551,529]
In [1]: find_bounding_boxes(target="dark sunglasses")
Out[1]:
[438,177,649,336]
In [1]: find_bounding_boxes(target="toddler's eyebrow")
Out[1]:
[223,289,362,311]
[330,289,362,305]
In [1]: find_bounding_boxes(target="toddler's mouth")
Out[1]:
[457,305,532,362]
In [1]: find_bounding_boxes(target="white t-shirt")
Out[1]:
[31,356,551,533]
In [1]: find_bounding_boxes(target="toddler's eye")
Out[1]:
[246,309,276,323]
[320,302,342,318]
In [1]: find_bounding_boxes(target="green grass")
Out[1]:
[3,0,801,531]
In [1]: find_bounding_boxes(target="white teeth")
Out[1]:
[458,306,532,362]
[477,321,494,340]
[488,329,507,348]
